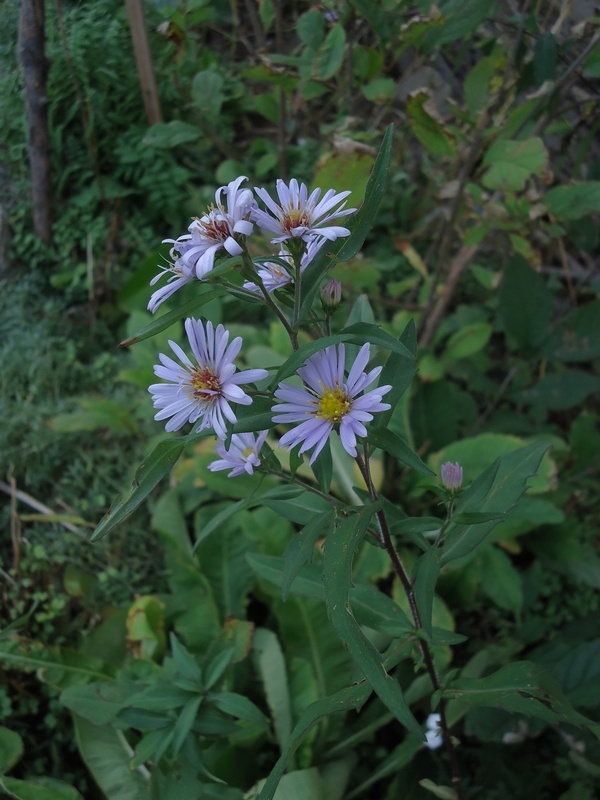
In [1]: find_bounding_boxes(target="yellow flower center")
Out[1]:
[242,446,254,458]
[190,367,220,402]
[282,208,311,233]
[316,386,350,423]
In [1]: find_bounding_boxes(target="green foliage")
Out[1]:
[4,0,600,796]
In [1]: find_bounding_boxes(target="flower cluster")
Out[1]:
[148,175,390,476]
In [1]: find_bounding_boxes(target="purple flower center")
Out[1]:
[316,386,350,423]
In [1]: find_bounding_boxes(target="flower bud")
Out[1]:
[440,461,463,492]
[320,279,342,313]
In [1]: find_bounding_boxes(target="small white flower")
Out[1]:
[148,319,268,438]
[424,713,443,750]
[208,431,269,477]
[252,179,355,244]
[272,343,391,464]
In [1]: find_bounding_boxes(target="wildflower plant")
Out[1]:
[91,128,597,799]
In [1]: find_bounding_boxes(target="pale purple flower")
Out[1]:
[148,255,195,314]
[440,461,463,491]
[272,343,391,464]
[208,431,269,477]
[320,279,342,312]
[148,177,255,312]
[148,319,268,438]
[252,179,356,244]
[243,239,326,295]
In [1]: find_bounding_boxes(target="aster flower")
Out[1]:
[272,343,391,464]
[440,461,463,492]
[252,179,356,244]
[148,177,255,312]
[147,255,195,314]
[148,319,268,438]
[243,238,326,295]
[208,430,269,477]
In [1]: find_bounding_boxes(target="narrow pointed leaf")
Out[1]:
[282,508,335,601]
[323,505,422,738]
[119,289,223,348]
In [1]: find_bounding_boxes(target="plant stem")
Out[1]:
[355,449,466,799]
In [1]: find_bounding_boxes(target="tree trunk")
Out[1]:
[18,0,53,246]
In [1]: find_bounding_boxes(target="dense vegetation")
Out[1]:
[1,0,599,798]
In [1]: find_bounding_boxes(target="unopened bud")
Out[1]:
[440,461,463,492]
[320,279,342,313]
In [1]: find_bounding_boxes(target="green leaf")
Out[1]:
[257,683,373,800]
[419,779,458,800]
[73,714,150,799]
[0,726,23,774]
[542,300,600,362]
[172,696,203,756]
[440,441,549,564]
[143,120,200,149]
[533,32,558,85]
[92,435,209,541]
[191,71,224,120]
[443,323,492,361]
[367,429,433,475]
[259,489,332,524]
[413,549,441,637]
[481,137,548,192]
[374,319,417,430]
[313,24,346,80]
[249,555,413,635]
[361,77,397,102]
[297,10,325,48]
[406,91,456,156]
[545,181,600,220]
[479,547,523,613]
[437,661,600,736]
[299,125,394,320]
[323,505,422,738]
[0,777,84,800]
[342,322,414,359]
[499,256,554,352]
[253,628,293,755]
[282,509,335,601]
[521,370,600,411]
[312,439,333,493]
[0,639,113,686]
[119,289,223,348]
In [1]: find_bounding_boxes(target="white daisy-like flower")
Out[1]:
[272,343,391,464]
[148,177,255,312]
[252,179,356,244]
[424,713,443,750]
[148,319,268,439]
[243,238,326,295]
[208,430,269,477]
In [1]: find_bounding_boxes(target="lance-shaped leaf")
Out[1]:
[323,504,422,738]
[282,508,335,601]
[435,661,600,738]
[440,441,548,565]
[367,429,433,475]
[257,682,372,800]
[119,289,223,348]
[92,431,211,541]
[375,319,417,430]
[298,125,394,321]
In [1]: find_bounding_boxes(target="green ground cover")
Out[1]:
[1,0,599,797]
